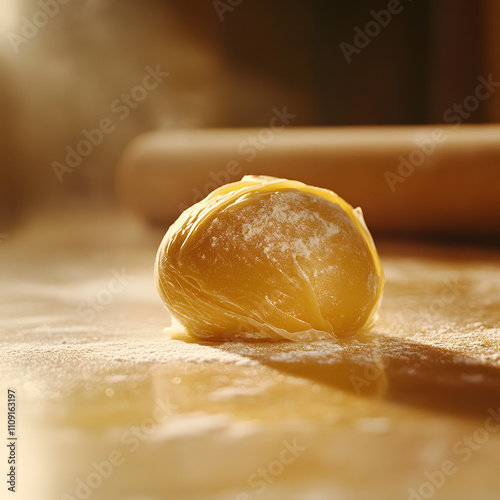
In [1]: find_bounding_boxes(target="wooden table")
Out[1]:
[1,210,500,500]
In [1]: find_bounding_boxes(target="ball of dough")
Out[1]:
[155,176,384,341]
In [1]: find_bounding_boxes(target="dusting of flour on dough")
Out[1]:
[238,191,340,259]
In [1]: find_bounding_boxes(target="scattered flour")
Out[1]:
[237,190,341,259]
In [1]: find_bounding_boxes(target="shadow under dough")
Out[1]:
[196,333,500,419]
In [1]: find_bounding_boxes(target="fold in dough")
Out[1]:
[155,176,385,341]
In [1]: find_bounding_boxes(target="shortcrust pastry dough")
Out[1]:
[155,176,384,340]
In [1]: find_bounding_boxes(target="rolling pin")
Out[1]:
[117,125,500,237]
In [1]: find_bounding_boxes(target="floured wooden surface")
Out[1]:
[1,211,500,500]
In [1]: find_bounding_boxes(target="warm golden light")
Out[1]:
[0,1,18,34]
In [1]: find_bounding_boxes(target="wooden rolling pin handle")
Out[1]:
[117,125,500,237]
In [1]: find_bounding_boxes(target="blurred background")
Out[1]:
[0,0,499,230]
[2,4,500,499]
